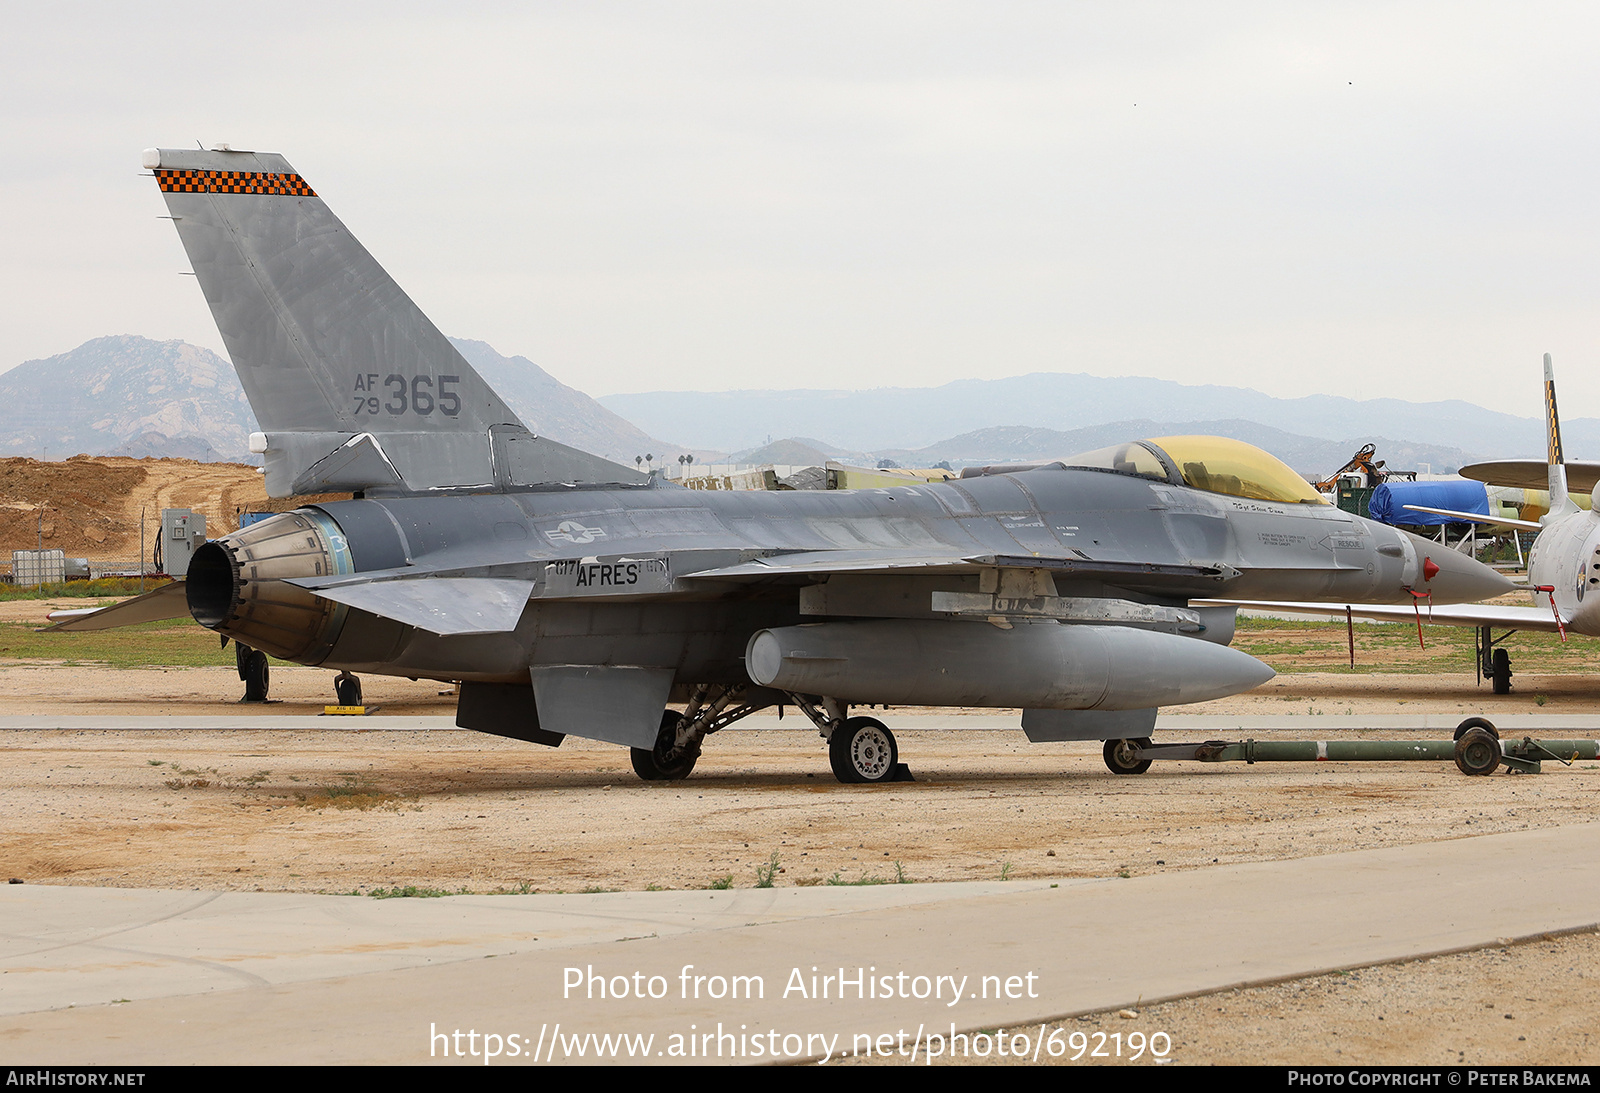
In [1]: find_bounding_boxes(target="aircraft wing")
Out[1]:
[686,550,1237,585]
[1194,599,1566,633]
[44,582,190,631]
[1460,459,1600,492]
[1401,504,1543,531]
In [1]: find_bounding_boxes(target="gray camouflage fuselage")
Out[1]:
[195,463,1498,684]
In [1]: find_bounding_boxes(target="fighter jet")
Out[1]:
[1205,355,1600,695]
[52,147,1512,783]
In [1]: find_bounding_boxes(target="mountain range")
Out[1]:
[601,374,1600,461]
[0,336,1585,479]
[0,336,680,465]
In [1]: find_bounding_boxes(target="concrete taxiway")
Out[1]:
[4,824,1597,1065]
[3,712,1598,732]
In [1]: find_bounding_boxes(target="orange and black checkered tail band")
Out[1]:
[1546,379,1564,466]
[154,169,316,197]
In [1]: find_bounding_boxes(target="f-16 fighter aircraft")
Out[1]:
[53,147,1512,784]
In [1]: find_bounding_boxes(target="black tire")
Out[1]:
[630,710,698,781]
[241,650,270,703]
[334,673,363,707]
[1454,727,1502,776]
[1453,717,1499,742]
[829,717,898,784]
[1103,737,1153,775]
[1491,648,1512,695]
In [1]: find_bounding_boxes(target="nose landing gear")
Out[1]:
[1478,625,1514,694]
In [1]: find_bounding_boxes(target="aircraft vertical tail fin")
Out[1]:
[1542,352,1577,523]
[143,147,645,496]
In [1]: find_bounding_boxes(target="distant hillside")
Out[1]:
[0,336,256,460]
[447,339,685,463]
[726,436,871,466]
[601,373,1600,458]
[0,335,687,465]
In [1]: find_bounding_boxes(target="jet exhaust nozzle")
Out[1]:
[185,509,355,662]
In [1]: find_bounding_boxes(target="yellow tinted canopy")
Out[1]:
[1144,436,1326,505]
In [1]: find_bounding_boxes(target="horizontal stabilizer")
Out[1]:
[45,582,189,631]
[284,576,534,635]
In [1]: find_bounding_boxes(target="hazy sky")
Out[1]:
[4,2,1598,421]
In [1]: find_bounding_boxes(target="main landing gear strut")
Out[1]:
[788,695,914,785]
[631,684,772,782]
[627,687,916,785]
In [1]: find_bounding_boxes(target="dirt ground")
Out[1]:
[3,654,1599,1065]
[4,535,1599,1065]
[0,455,346,564]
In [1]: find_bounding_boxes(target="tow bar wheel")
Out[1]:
[1454,727,1502,776]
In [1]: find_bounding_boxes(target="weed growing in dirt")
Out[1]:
[754,852,780,888]
[294,774,405,811]
[826,871,883,886]
[367,886,459,899]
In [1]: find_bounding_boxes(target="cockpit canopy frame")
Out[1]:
[1061,435,1326,506]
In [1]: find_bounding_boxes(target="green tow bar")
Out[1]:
[1104,719,1600,778]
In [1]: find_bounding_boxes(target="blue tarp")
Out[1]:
[1368,480,1490,526]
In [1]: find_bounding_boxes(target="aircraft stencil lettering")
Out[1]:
[352,374,462,417]
[47,147,1514,783]
[544,557,671,596]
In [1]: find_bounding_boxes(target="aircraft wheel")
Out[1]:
[1453,717,1499,742]
[829,717,898,784]
[1454,727,1502,776]
[334,672,363,707]
[1103,737,1152,775]
[240,650,270,703]
[1491,649,1512,695]
[631,711,698,781]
